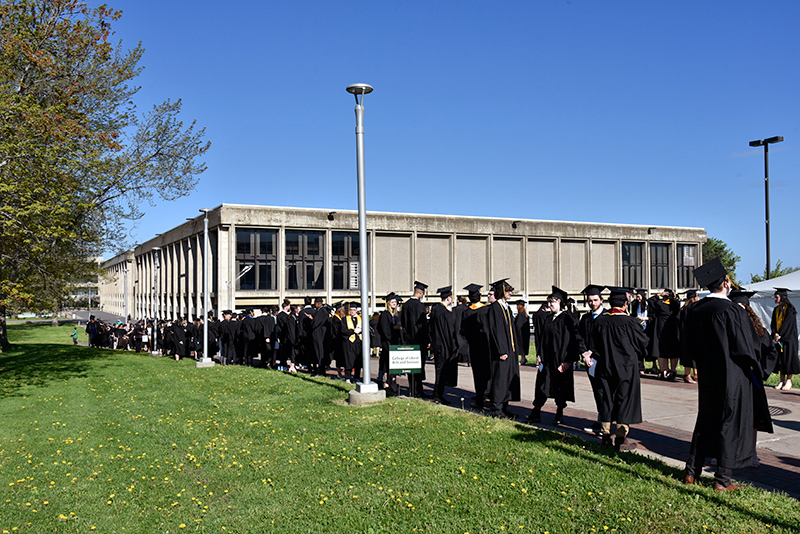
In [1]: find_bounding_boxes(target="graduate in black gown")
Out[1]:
[771,287,799,390]
[730,289,776,467]
[590,287,648,451]
[576,284,608,436]
[683,259,761,491]
[256,307,276,368]
[677,290,700,383]
[526,286,578,425]
[341,302,363,383]
[310,297,331,376]
[429,286,458,404]
[461,283,492,409]
[377,294,402,393]
[400,281,430,397]
[329,302,345,379]
[514,299,531,365]
[485,279,520,418]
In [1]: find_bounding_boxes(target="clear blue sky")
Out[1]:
[110,0,799,282]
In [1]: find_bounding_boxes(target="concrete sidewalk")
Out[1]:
[389,359,800,499]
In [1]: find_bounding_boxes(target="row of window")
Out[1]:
[236,230,360,291]
[622,242,696,290]
[235,229,697,291]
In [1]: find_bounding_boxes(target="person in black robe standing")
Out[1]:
[377,294,402,393]
[341,302,363,383]
[771,287,799,390]
[429,286,458,405]
[330,302,345,379]
[461,284,491,409]
[218,310,235,365]
[172,317,188,360]
[485,279,519,418]
[255,307,276,368]
[310,298,330,376]
[400,281,430,397]
[514,299,531,365]
[730,289,776,467]
[591,287,648,451]
[283,305,300,373]
[526,286,578,425]
[239,310,258,366]
[677,290,700,383]
[683,259,761,491]
[645,292,670,375]
[453,296,470,364]
[576,284,607,436]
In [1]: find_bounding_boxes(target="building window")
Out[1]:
[650,243,670,289]
[285,230,325,290]
[235,228,277,290]
[332,231,360,290]
[622,242,643,289]
[677,244,696,288]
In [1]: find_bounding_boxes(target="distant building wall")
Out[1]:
[100,204,706,319]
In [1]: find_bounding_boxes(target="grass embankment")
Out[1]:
[1,324,798,533]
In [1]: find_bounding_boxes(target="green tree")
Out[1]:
[0,0,210,348]
[702,237,741,283]
[749,260,800,284]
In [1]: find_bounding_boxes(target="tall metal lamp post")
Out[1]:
[151,247,161,355]
[346,82,380,399]
[197,209,214,367]
[749,135,784,280]
[122,266,129,323]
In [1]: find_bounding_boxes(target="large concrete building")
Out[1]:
[100,204,706,320]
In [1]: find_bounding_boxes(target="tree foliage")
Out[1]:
[749,260,800,284]
[702,237,741,283]
[0,0,210,347]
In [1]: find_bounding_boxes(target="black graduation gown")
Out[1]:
[452,303,469,361]
[646,297,671,361]
[341,314,362,370]
[486,301,520,405]
[172,322,187,357]
[331,315,344,367]
[771,304,800,374]
[685,296,761,469]
[515,312,531,359]
[577,309,609,414]
[219,319,237,363]
[400,298,429,380]
[377,310,401,376]
[462,304,491,401]
[532,310,578,403]
[591,312,648,425]
[677,301,696,368]
[284,315,299,364]
[750,324,776,434]
[256,313,276,357]
[429,303,458,389]
[310,307,330,368]
[659,297,682,360]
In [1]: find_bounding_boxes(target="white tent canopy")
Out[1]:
[742,270,800,353]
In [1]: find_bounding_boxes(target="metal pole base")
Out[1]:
[348,387,385,406]
[196,359,215,368]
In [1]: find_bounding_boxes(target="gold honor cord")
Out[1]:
[502,304,516,354]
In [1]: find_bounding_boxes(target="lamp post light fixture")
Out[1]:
[151,247,161,355]
[197,209,214,368]
[749,135,784,280]
[226,264,253,312]
[346,82,380,399]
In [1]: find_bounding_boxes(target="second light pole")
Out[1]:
[749,135,784,280]
[346,83,378,396]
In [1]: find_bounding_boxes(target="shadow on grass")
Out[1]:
[289,371,353,393]
[508,425,800,527]
[0,343,116,397]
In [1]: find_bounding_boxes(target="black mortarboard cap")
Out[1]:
[463,283,482,294]
[514,299,526,306]
[774,287,790,296]
[693,258,727,289]
[606,286,629,299]
[332,301,343,309]
[314,297,324,303]
[550,285,569,303]
[385,292,399,301]
[581,284,605,297]
[729,289,756,305]
[491,278,512,292]
[222,309,232,315]
[349,301,360,308]
[414,281,428,291]
[683,289,698,299]
[436,286,453,299]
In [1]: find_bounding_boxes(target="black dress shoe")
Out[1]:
[435,397,451,406]
[524,408,541,423]
[553,409,564,426]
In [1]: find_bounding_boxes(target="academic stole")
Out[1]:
[776,305,786,353]
[346,314,361,343]
[501,303,515,354]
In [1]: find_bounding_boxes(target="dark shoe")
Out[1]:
[502,408,515,419]
[683,475,695,485]
[470,402,484,410]
[615,436,637,452]
[435,396,451,406]
[713,482,742,492]
[553,409,564,426]
[524,408,541,424]
[601,435,614,448]
[584,421,602,436]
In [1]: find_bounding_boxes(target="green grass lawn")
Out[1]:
[1,324,798,533]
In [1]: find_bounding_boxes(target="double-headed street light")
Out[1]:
[749,135,784,280]
[346,83,378,397]
[226,264,253,312]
